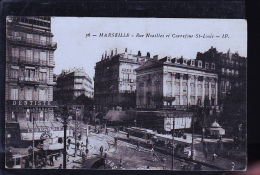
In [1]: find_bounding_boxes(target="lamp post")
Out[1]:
[171,119,175,170]
[191,114,195,160]
[32,113,35,168]
[63,119,67,169]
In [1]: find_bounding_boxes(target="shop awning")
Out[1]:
[104,110,128,122]
[19,121,64,140]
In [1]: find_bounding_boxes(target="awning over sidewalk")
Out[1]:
[104,110,128,122]
[19,121,64,141]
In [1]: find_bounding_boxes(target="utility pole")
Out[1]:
[63,119,67,169]
[32,113,35,168]
[74,111,78,157]
[171,119,175,170]
[191,114,195,160]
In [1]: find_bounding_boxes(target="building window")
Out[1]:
[40,36,46,45]
[10,67,19,78]
[191,83,195,93]
[34,51,39,62]
[211,63,215,70]
[11,48,19,58]
[190,96,195,105]
[183,74,188,80]
[25,69,35,80]
[26,34,33,43]
[205,62,209,69]
[235,70,239,75]
[191,60,195,66]
[183,96,187,105]
[231,69,234,75]
[175,96,180,105]
[39,72,47,81]
[198,61,202,67]
[175,73,180,79]
[183,59,187,65]
[10,88,18,100]
[24,89,33,100]
[26,50,33,62]
[39,89,46,101]
[40,52,47,64]
[222,68,225,74]
[198,76,203,81]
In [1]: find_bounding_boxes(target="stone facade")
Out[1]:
[94,49,151,112]
[6,17,57,122]
[135,56,218,110]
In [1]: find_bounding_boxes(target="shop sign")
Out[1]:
[21,126,62,133]
[6,100,57,107]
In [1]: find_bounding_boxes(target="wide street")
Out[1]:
[42,121,242,170]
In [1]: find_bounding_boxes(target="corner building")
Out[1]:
[94,48,151,112]
[5,17,57,123]
[56,68,94,102]
[135,56,218,110]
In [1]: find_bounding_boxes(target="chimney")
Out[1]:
[147,52,150,58]
[111,50,113,57]
[115,48,117,55]
[105,51,107,59]
[125,48,127,53]
[138,51,141,56]
[102,54,104,60]
[153,55,158,60]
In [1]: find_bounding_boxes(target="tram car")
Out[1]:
[126,127,157,145]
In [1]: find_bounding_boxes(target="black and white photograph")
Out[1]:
[5,17,247,170]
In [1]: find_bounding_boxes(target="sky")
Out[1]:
[51,17,247,80]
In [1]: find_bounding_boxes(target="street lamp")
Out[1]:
[171,119,175,170]
[62,106,72,169]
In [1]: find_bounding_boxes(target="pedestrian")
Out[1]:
[80,147,83,156]
[81,142,84,148]
[161,156,166,169]
[68,138,71,146]
[82,152,86,165]
[204,147,208,159]
[127,132,129,138]
[136,141,140,151]
[114,137,118,150]
[49,155,54,166]
[105,128,108,135]
[86,137,89,146]
[100,146,103,157]
[59,164,62,169]
[76,142,80,150]
[85,148,89,155]
[78,134,81,141]
[104,149,107,158]
[212,153,217,162]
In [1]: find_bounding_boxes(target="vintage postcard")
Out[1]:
[5,17,247,170]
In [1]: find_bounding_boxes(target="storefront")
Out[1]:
[5,100,58,122]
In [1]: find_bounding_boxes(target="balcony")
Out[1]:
[18,59,40,66]
[18,77,40,85]
[8,56,18,64]
[7,35,57,50]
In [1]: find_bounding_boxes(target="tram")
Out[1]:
[126,127,157,145]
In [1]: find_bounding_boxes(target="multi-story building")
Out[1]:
[94,48,151,112]
[5,17,59,147]
[6,17,57,123]
[55,68,94,103]
[135,56,219,110]
[196,47,247,105]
